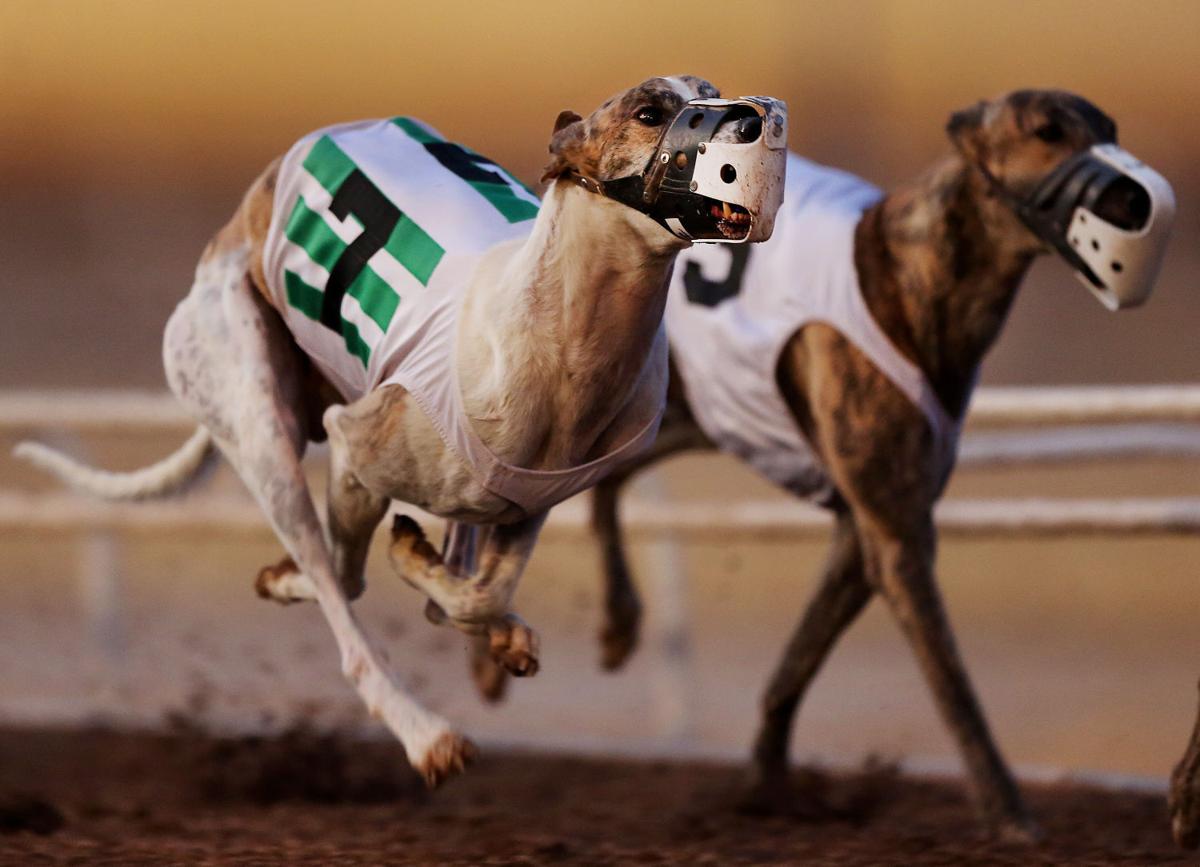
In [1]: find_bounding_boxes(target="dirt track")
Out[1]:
[0,726,1188,866]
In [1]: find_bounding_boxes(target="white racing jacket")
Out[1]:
[261,117,661,515]
[666,154,957,503]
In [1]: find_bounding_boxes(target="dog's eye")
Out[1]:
[634,106,664,126]
[1034,121,1065,143]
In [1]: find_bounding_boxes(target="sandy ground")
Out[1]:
[0,725,1191,866]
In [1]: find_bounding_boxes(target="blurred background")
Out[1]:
[1,0,1197,784]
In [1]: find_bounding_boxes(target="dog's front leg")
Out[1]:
[389,513,546,677]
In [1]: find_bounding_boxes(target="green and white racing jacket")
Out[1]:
[262,117,661,515]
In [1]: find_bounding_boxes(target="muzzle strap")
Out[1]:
[975,151,1114,285]
[564,170,675,233]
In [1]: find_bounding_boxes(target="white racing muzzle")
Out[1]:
[568,96,787,243]
[1007,144,1176,310]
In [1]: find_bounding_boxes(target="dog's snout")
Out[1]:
[735,115,762,143]
[1093,177,1151,231]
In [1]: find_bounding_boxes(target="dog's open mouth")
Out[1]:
[707,199,752,240]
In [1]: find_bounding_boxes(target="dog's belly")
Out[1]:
[330,385,527,525]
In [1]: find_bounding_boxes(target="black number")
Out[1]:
[423,141,508,186]
[683,245,751,307]
[323,169,401,331]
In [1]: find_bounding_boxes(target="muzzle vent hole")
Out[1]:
[720,164,737,184]
[1111,261,1123,272]
[1091,239,1100,251]
[688,112,704,129]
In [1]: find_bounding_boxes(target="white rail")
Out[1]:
[2,492,1198,538]
[3,386,1198,539]
[968,385,1200,426]
[3,385,1200,432]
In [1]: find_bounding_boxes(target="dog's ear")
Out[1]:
[540,110,587,183]
[946,99,987,162]
[553,110,582,133]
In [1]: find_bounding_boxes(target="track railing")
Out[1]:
[4,386,1199,538]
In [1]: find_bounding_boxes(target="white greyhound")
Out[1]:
[15,75,786,784]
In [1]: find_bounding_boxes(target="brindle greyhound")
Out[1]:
[15,75,783,786]
[473,89,1148,837]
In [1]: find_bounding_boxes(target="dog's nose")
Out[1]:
[1092,177,1151,231]
[734,115,762,143]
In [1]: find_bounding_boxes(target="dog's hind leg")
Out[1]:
[255,414,389,604]
[853,511,1034,841]
[165,248,471,785]
[741,508,871,811]
[592,407,713,673]
[591,475,642,671]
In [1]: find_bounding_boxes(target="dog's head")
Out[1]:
[947,89,1174,309]
[542,75,722,186]
[541,75,786,243]
[947,89,1118,204]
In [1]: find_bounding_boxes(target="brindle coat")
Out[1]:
[574,91,1129,839]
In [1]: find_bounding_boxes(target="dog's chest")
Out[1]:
[665,154,951,502]
[260,117,540,402]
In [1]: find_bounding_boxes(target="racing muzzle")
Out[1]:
[569,96,787,243]
[1007,144,1176,310]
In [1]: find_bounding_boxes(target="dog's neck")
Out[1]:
[856,155,1041,420]
[459,180,683,468]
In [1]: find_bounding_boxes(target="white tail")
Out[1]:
[14,427,215,501]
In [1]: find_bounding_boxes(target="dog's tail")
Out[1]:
[13,427,216,501]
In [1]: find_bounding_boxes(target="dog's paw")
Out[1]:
[736,761,851,820]
[486,614,540,677]
[254,556,317,603]
[415,731,478,788]
[599,600,641,672]
[982,813,1042,845]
